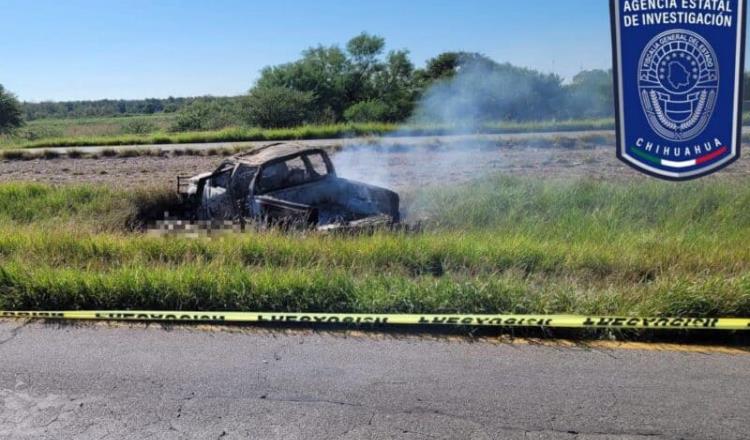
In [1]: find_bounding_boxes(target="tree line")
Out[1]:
[4,32,750,134]
[21,96,213,120]
[170,34,617,131]
[221,34,616,129]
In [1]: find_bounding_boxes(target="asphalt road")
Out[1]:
[1,321,748,440]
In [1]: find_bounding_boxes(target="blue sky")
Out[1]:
[0,0,641,101]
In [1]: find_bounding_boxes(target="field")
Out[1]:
[0,114,618,149]
[0,139,749,319]
[5,114,176,143]
[2,134,750,190]
[4,112,750,150]
[0,134,625,189]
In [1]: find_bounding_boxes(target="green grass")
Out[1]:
[0,177,749,318]
[6,114,175,142]
[0,183,182,231]
[0,118,617,149]
[0,134,611,162]
[1,110,749,150]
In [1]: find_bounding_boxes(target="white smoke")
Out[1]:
[411,61,535,131]
[333,61,541,193]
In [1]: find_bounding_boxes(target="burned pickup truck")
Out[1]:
[178,143,399,230]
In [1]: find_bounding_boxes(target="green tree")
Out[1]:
[373,50,418,121]
[344,100,390,122]
[416,52,495,84]
[346,32,386,64]
[249,33,419,124]
[346,32,386,103]
[170,98,243,132]
[242,86,315,128]
[0,85,24,134]
[425,53,459,79]
[417,52,460,83]
[414,54,566,123]
[564,70,614,118]
[254,46,351,122]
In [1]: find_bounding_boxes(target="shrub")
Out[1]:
[116,149,142,158]
[242,86,314,128]
[42,150,60,159]
[18,124,64,141]
[120,118,157,135]
[344,100,391,123]
[170,99,243,132]
[0,150,32,161]
[0,85,24,134]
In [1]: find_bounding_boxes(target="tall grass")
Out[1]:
[10,115,174,140]
[1,119,617,149]
[0,183,181,231]
[0,177,749,316]
[2,111,749,149]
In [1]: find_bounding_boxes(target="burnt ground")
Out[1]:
[1,142,749,192]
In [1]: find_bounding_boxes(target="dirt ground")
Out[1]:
[1,141,749,192]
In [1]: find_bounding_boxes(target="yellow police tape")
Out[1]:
[1,310,749,330]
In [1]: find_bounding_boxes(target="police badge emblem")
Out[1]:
[611,0,746,180]
[638,30,719,142]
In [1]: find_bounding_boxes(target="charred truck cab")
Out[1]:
[178,143,399,229]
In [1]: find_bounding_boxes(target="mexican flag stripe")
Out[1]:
[630,146,728,169]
